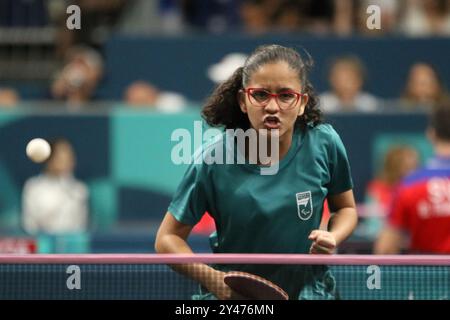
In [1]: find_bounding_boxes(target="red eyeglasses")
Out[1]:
[242,88,305,110]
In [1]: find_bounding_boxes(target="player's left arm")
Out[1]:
[373,226,404,254]
[309,189,357,254]
[373,187,409,254]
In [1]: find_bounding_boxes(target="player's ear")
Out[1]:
[238,90,247,113]
[298,94,308,116]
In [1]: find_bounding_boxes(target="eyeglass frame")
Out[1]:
[241,87,306,110]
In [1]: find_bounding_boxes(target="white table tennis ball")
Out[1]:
[26,138,51,163]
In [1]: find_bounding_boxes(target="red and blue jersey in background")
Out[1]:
[388,156,450,253]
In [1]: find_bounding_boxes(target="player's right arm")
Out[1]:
[155,212,233,299]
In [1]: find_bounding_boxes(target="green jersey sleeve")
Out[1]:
[326,126,353,195]
[168,160,209,226]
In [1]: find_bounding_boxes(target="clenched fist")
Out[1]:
[308,230,337,254]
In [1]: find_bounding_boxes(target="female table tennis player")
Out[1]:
[155,44,358,300]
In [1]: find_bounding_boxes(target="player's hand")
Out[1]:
[308,230,337,254]
[203,270,245,300]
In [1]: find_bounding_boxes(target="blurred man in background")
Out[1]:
[22,138,88,235]
[375,104,450,254]
[320,55,379,113]
[51,46,103,105]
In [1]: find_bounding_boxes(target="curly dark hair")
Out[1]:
[202,44,323,130]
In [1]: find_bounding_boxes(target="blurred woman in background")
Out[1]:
[401,62,450,111]
[363,145,419,239]
[51,46,103,105]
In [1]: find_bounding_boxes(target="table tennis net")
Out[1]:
[0,254,449,300]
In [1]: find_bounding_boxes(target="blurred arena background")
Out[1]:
[0,0,449,255]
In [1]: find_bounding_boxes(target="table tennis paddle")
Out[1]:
[223,271,289,300]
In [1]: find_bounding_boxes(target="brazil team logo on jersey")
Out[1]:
[296,191,313,220]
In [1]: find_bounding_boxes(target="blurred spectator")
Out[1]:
[401,62,450,111]
[0,88,19,108]
[375,104,450,254]
[239,0,273,33]
[320,56,379,113]
[271,0,303,33]
[124,81,187,113]
[22,138,89,235]
[399,0,450,37]
[333,0,354,35]
[363,146,419,238]
[51,46,103,105]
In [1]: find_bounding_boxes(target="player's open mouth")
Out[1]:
[263,116,281,129]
